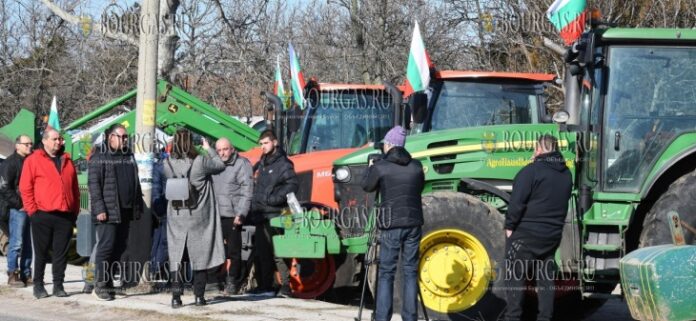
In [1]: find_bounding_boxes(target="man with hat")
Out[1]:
[361,126,425,321]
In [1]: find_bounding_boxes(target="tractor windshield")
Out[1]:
[296,89,394,153]
[603,46,696,192]
[428,81,543,131]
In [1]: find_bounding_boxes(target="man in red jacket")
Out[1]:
[19,129,80,299]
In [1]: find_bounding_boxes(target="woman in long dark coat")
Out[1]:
[164,129,225,308]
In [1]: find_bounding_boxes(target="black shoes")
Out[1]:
[224,277,240,295]
[171,294,183,309]
[278,284,293,298]
[93,287,115,301]
[53,283,69,297]
[82,283,94,294]
[33,284,49,299]
[194,296,207,306]
[21,273,33,287]
[246,287,276,297]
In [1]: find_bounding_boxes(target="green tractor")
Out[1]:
[331,71,567,320]
[273,27,696,320]
[558,27,696,303]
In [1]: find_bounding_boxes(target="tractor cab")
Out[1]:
[409,71,557,133]
[286,81,398,155]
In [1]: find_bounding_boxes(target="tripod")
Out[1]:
[354,221,430,321]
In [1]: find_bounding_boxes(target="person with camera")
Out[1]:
[249,130,298,297]
[361,126,425,321]
[164,129,226,308]
[503,134,572,321]
[88,124,143,301]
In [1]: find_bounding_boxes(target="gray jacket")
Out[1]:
[212,152,253,218]
[164,147,226,271]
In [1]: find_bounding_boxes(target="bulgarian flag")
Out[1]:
[288,43,306,109]
[405,21,434,96]
[546,0,587,45]
[273,55,288,110]
[47,96,61,131]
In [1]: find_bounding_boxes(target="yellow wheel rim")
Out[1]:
[419,228,492,313]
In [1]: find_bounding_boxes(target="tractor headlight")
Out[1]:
[334,166,351,183]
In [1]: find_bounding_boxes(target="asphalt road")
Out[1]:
[585,298,635,321]
[0,256,636,321]
[0,296,636,321]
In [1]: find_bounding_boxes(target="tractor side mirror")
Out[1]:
[409,92,428,124]
[401,103,412,130]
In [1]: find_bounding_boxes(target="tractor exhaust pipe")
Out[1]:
[382,81,404,127]
[563,68,581,126]
[261,91,284,147]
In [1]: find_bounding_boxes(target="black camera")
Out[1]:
[367,153,383,165]
[193,134,211,146]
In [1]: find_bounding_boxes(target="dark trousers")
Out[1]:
[221,217,242,282]
[375,226,422,321]
[171,247,207,297]
[149,218,168,278]
[94,215,131,287]
[504,236,557,321]
[30,211,74,285]
[254,220,289,290]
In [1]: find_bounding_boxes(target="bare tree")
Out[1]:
[2,0,694,128]
[40,0,180,80]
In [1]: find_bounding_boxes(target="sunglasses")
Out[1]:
[17,142,32,146]
[111,134,129,140]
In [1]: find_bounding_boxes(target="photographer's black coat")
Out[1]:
[362,146,424,229]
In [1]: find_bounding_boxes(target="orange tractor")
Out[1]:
[241,79,404,298]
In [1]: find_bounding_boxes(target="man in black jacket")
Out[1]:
[504,134,572,321]
[361,126,424,321]
[0,135,33,287]
[250,130,298,297]
[88,124,143,301]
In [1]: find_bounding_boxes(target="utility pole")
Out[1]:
[133,0,159,284]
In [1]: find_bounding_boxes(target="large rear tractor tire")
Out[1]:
[639,170,696,247]
[369,192,507,321]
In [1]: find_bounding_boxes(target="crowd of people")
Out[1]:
[1,124,571,321]
[0,126,298,308]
